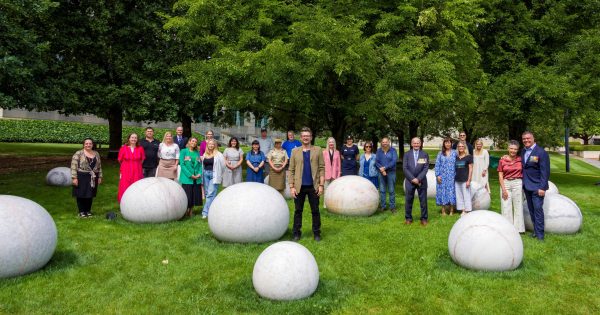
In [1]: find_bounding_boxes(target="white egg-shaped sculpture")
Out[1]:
[523,193,582,234]
[470,181,491,210]
[208,182,289,243]
[324,175,379,216]
[403,169,436,199]
[264,175,291,199]
[253,241,319,300]
[546,181,559,194]
[120,177,187,223]
[448,210,523,271]
[0,195,58,278]
[46,167,72,187]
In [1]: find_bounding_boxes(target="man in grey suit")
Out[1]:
[403,137,429,225]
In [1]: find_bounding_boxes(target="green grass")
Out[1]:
[0,144,599,314]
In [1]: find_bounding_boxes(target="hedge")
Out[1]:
[0,119,202,144]
[569,144,600,151]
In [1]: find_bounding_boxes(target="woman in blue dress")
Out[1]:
[434,138,457,216]
[246,140,266,182]
[359,141,379,188]
[341,135,359,176]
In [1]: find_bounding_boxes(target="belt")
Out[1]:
[505,178,521,181]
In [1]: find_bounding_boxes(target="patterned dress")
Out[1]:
[434,150,457,206]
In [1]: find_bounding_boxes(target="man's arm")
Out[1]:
[403,152,414,181]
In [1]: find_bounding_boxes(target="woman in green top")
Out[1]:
[179,137,202,217]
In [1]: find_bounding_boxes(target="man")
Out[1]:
[452,131,474,155]
[139,127,160,177]
[521,131,550,241]
[289,127,325,241]
[175,126,188,150]
[282,130,302,159]
[375,137,398,213]
[257,128,274,176]
[403,137,429,225]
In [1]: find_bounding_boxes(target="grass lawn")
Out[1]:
[0,144,599,314]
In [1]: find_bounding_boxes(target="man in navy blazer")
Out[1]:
[403,137,430,225]
[521,131,550,241]
[175,126,189,150]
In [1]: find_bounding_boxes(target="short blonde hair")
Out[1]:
[162,131,173,143]
[326,137,336,148]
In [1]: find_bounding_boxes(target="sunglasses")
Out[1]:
[365,145,372,147]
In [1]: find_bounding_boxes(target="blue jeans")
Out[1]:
[202,170,219,216]
[378,172,396,209]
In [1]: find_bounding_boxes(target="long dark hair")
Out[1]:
[228,137,240,150]
[124,133,139,146]
[442,137,453,156]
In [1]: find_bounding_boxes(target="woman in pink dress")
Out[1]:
[118,133,145,202]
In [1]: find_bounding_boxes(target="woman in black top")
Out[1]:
[70,138,103,218]
[341,135,359,176]
[454,141,473,216]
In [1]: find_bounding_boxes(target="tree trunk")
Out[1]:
[394,129,405,160]
[508,118,527,143]
[408,120,419,142]
[181,114,192,138]
[583,134,590,145]
[107,106,123,159]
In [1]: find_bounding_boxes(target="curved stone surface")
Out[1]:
[324,175,379,216]
[46,167,72,187]
[253,241,319,301]
[403,169,436,199]
[470,181,491,210]
[448,210,523,271]
[208,182,289,243]
[0,195,58,278]
[546,181,559,194]
[120,177,188,223]
[264,175,292,199]
[523,193,582,234]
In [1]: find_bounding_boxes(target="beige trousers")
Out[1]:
[500,178,525,232]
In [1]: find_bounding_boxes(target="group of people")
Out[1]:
[69,126,550,241]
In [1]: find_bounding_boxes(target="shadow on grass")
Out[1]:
[44,249,80,273]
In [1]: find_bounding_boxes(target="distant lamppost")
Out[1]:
[565,109,570,173]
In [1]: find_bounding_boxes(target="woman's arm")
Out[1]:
[466,163,473,188]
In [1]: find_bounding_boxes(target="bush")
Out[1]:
[569,144,600,151]
[0,119,202,144]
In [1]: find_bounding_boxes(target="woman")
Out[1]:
[323,137,341,208]
[199,130,215,156]
[246,140,266,183]
[71,138,103,218]
[267,138,288,195]
[455,141,473,216]
[497,140,525,232]
[156,131,180,180]
[359,141,378,188]
[434,138,457,216]
[472,139,490,193]
[222,137,244,187]
[118,133,145,202]
[341,135,359,176]
[179,137,202,217]
[201,139,225,219]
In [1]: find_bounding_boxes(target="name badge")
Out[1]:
[530,156,538,163]
[184,156,191,161]
[417,158,427,164]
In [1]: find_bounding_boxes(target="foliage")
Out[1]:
[0,119,201,144]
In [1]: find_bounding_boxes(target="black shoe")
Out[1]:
[78,213,87,219]
[390,209,397,214]
[537,237,545,241]
[314,235,321,242]
[531,233,537,238]
[85,212,93,217]
[292,235,301,242]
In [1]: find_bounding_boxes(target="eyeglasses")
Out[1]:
[459,134,466,137]
[365,146,372,148]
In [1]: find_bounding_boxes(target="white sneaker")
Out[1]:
[202,215,207,219]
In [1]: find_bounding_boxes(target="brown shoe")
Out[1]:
[404,220,413,225]
[420,219,428,226]
[390,208,397,215]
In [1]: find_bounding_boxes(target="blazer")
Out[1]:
[323,149,341,180]
[289,146,325,191]
[521,144,550,191]
[179,149,201,185]
[359,153,379,177]
[205,151,226,185]
[403,149,429,188]
[175,136,188,150]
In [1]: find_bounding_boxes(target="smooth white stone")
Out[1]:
[403,169,437,199]
[264,175,291,199]
[324,175,379,216]
[546,181,559,194]
[46,167,72,187]
[253,241,319,301]
[0,195,58,278]
[208,182,289,243]
[470,181,491,210]
[448,210,523,271]
[120,177,188,223]
[523,193,582,234]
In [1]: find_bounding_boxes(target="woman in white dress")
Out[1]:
[472,139,490,193]
[222,137,244,187]
[156,132,180,180]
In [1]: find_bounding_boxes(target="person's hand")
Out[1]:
[466,181,470,188]
[382,170,387,176]
[482,170,487,177]
[538,189,545,197]
[72,178,78,187]
[98,178,102,185]
[317,185,324,196]
[502,189,508,200]
[501,155,509,160]
[411,178,419,185]
[379,167,386,173]
[437,176,442,184]
[290,187,297,198]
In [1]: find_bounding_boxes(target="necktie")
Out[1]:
[414,150,418,167]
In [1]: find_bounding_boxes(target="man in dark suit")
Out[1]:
[403,137,429,226]
[452,131,474,155]
[175,126,188,150]
[521,131,550,241]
